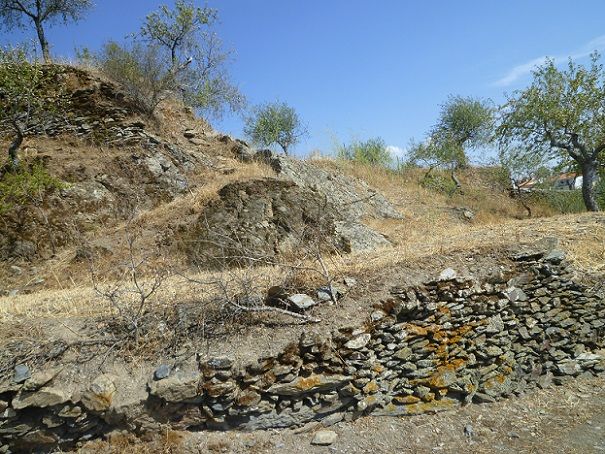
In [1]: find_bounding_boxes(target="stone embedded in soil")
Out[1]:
[154,365,171,380]
[311,430,338,446]
[439,268,457,281]
[13,365,31,384]
[287,294,317,311]
[81,375,117,411]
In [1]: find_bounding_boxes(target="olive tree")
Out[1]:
[498,53,605,211]
[244,101,307,155]
[0,0,92,63]
[95,41,174,115]
[0,47,67,169]
[135,0,243,118]
[409,95,494,190]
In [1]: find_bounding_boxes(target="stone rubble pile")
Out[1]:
[1,251,604,451]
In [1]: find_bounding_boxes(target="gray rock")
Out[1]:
[311,430,338,446]
[557,360,581,376]
[12,387,70,409]
[335,221,392,253]
[345,334,371,350]
[154,365,171,380]
[545,250,566,264]
[208,358,234,370]
[13,365,31,384]
[439,268,457,281]
[287,294,317,311]
[485,314,505,333]
[344,276,357,287]
[149,374,201,403]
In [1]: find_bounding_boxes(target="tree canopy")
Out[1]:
[408,95,494,191]
[134,0,243,118]
[498,53,605,211]
[0,46,68,169]
[0,0,92,62]
[243,101,307,155]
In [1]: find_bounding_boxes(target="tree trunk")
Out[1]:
[8,128,24,171]
[34,19,51,63]
[581,160,600,212]
[279,143,289,156]
[449,169,462,196]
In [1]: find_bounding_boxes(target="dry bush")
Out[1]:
[90,217,168,345]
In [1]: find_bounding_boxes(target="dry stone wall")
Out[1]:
[1,249,604,452]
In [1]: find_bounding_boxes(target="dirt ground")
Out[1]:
[97,376,604,454]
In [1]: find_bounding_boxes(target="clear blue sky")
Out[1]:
[2,0,605,158]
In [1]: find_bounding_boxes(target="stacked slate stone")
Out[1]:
[1,250,604,452]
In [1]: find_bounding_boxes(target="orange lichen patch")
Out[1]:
[363,381,380,394]
[295,375,323,391]
[426,369,457,389]
[437,388,449,397]
[422,392,436,402]
[437,305,451,315]
[201,381,236,398]
[394,395,421,405]
[404,398,458,415]
[372,364,385,374]
[406,324,428,337]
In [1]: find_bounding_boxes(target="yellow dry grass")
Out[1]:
[2,212,603,320]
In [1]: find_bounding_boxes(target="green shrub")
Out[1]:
[419,171,458,194]
[0,163,65,215]
[528,190,586,214]
[337,137,392,167]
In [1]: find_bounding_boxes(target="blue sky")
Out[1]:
[2,0,605,158]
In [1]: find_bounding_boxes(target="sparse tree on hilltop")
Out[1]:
[498,53,605,212]
[133,0,243,118]
[0,0,93,63]
[244,101,307,155]
[409,95,494,191]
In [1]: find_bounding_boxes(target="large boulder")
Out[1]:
[190,178,338,266]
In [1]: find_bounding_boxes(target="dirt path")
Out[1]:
[166,377,605,454]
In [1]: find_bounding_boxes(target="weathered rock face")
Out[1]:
[190,178,338,265]
[255,150,402,221]
[189,170,396,265]
[1,250,604,452]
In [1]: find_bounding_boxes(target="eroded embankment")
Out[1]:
[1,249,604,453]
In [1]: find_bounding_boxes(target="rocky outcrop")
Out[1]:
[1,249,604,452]
[255,150,403,221]
[190,178,338,265]
[189,176,394,266]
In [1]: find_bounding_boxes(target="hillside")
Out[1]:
[0,66,604,453]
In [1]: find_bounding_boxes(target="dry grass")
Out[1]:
[2,213,603,321]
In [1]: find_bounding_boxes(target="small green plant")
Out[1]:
[0,162,65,215]
[336,137,392,167]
